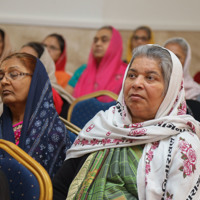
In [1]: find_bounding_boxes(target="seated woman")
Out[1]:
[53,45,200,199]
[125,25,154,63]
[164,37,200,121]
[42,33,71,88]
[0,28,12,62]
[20,42,74,118]
[0,28,12,115]
[66,26,127,102]
[164,37,200,102]
[0,53,72,178]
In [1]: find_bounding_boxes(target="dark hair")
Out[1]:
[0,29,5,41]
[133,26,152,40]
[1,53,37,73]
[46,33,65,53]
[22,42,44,58]
[99,25,113,32]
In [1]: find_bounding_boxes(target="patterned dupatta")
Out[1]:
[66,45,200,199]
[0,59,71,178]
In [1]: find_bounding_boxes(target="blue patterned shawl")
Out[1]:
[0,58,71,178]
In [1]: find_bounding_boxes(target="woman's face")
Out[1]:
[0,57,32,107]
[124,56,165,123]
[92,28,112,63]
[0,34,4,57]
[131,30,150,50]
[20,46,38,57]
[164,43,186,67]
[42,36,61,62]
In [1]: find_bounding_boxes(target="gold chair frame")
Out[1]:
[0,139,53,200]
[67,90,118,121]
[59,116,81,135]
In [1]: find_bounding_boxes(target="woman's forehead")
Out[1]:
[0,58,25,71]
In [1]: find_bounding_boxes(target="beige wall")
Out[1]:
[1,24,200,77]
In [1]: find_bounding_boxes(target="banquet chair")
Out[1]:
[60,116,81,143]
[67,90,118,129]
[0,139,52,200]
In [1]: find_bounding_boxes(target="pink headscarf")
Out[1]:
[73,27,127,102]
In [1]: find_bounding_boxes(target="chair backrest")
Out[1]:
[67,90,118,129]
[186,99,200,121]
[59,117,81,143]
[0,139,53,200]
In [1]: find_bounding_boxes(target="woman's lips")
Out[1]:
[2,90,12,95]
[129,94,144,100]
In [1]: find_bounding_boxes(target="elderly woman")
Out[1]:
[164,37,200,102]
[53,45,200,199]
[0,53,71,178]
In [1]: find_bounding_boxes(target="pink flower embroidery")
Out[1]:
[86,124,95,132]
[90,139,99,145]
[106,131,111,136]
[145,142,160,185]
[177,101,187,115]
[129,123,143,129]
[81,139,89,146]
[102,138,111,145]
[128,128,147,136]
[74,139,80,145]
[187,148,196,165]
[166,191,173,200]
[179,137,196,178]
[178,139,190,152]
[187,121,196,133]
[145,163,151,174]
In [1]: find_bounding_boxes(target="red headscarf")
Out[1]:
[73,27,127,102]
[54,41,71,88]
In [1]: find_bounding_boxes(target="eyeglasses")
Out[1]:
[0,71,33,82]
[133,36,149,42]
[43,44,61,51]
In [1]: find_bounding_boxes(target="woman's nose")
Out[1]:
[132,76,144,89]
[0,76,10,85]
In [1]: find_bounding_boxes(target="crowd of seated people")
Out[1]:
[0,25,200,199]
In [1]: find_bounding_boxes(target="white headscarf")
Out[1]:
[66,45,200,161]
[164,37,200,100]
[40,48,75,104]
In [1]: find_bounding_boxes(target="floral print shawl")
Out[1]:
[0,58,71,178]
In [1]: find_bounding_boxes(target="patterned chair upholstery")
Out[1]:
[0,158,40,200]
[0,139,53,200]
[67,90,118,129]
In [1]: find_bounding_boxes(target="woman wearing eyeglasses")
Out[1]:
[42,33,71,88]
[0,53,72,178]
[126,26,154,63]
